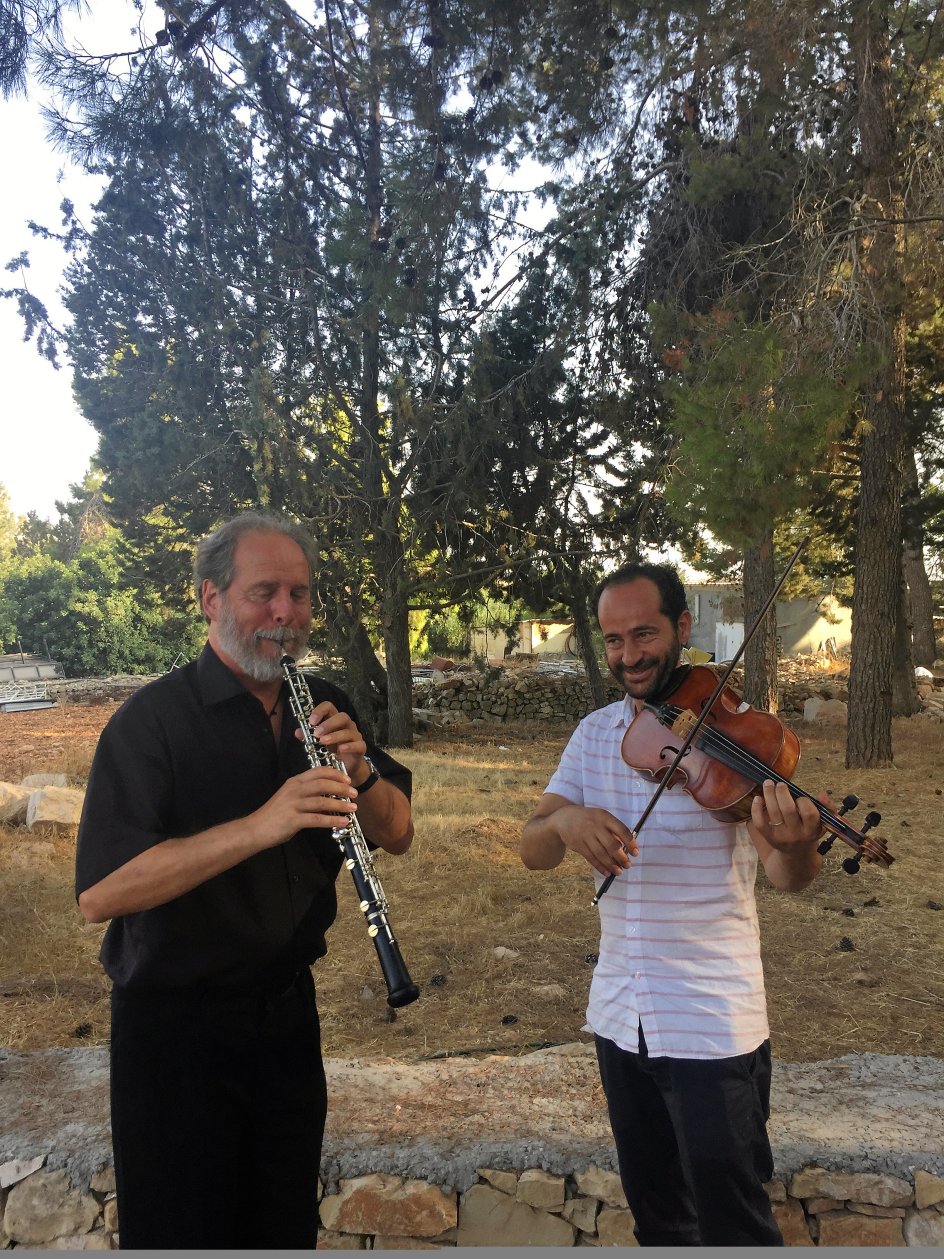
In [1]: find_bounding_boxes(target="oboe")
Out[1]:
[280,654,420,1008]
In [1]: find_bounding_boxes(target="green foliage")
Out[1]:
[653,309,859,546]
[0,484,16,563]
[0,524,203,676]
[409,606,472,660]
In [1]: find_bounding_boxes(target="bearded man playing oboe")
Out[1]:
[75,512,413,1250]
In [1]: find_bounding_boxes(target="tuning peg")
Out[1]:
[841,809,882,874]
[818,834,836,856]
[839,794,859,815]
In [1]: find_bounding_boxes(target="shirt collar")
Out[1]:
[194,641,256,707]
[605,694,635,729]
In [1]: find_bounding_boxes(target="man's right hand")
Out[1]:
[250,766,358,849]
[520,793,639,876]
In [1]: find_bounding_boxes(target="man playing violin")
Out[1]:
[521,562,827,1247]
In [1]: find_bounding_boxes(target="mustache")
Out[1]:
[616,659,658,677]
[254,628,301,646]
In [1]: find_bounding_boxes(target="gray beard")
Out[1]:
[215,598,311,683]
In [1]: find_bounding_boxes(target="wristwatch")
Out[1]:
[356,757,380,793]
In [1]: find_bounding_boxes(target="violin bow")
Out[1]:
[592,534,810,906]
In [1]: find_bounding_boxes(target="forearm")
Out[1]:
[354,778,413,853]
[77,817,265,923]
[520,814,567,870]
[750,823,823,892]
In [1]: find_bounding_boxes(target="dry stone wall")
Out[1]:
[2,1046,942,1249]
[413,661,944,727]
[2,1150,943,1249]
[413,666,624,725]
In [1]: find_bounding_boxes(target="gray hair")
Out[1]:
[193,511,318,618]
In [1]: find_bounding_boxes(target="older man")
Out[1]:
[76,512,413,1249]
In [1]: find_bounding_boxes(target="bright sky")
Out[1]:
[0,1,154,523]
[0,92,102,522]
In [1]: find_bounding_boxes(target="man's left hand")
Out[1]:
[750,779,827,849]
[304,703,370,782]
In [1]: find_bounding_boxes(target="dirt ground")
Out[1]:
[1,692,942,1064]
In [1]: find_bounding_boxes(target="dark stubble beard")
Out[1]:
[215,595,311,684]
[610,631,684,703]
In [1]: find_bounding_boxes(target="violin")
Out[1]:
[620,664,893,871]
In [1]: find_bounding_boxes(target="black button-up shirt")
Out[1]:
[75,644,411,992]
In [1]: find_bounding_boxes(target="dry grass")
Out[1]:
[1,705,942,1061]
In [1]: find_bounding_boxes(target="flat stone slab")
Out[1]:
[1,1045,942,1191]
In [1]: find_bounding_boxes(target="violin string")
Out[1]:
[657,703,868,852]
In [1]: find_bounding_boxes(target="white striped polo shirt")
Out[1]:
[546,697,769,1060]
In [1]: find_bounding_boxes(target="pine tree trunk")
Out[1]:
[846,0,906,768]
[903,449,937,670]
[892,567,920,716]
[359,28,413,749]
[572,586,607,709]
[742,529,778,712]
[380,576,415,747]
[327,607,389,745]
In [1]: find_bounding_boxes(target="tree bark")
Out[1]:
[742,528,778,712]
[891,567,920,716]
[327,606,389,745]
[846,0,907,768]
[902,448,937,670]
[360,22,413,748]
[571,581,607,709]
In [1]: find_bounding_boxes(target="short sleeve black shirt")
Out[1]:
[75,644,411,992]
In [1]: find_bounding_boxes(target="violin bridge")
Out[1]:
[671,710,697,740]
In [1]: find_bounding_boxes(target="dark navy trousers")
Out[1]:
[595,1026,784,1246]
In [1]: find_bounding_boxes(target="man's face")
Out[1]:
[204,530,312,685]
[598,578,692,705]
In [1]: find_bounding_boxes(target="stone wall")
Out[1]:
[2,1045,942,1249]
[3,1154,943,1249]
[412,666,624,725]
[413,662,944,726]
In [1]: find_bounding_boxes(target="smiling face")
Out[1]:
[203,529,312,685]
[598,577,692,706]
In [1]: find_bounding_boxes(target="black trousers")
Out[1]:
[595,1027,783,1247]
[110,969,327,1250]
